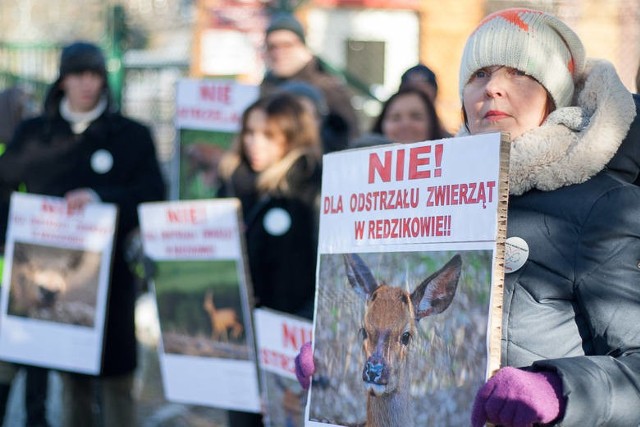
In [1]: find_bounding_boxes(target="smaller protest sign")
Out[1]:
[254,308,312,427]
[175,78,259,200]
[138,198,260,412]
[0,192,117,374]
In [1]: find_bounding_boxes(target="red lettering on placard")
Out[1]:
[368,144,444,183]
[282,323,313,351]
[199,83,231,104]
[323,195,343,214]
[166,207,206,224]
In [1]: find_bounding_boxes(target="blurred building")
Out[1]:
[294,0,640,132]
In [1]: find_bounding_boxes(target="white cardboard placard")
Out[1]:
[0,192,117,375]
[254,308,312,427]
[138,198,260,412]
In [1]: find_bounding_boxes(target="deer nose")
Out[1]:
[38,286,58,307]
[363,359,386,384]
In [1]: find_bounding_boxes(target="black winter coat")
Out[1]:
[0,107,165,376]
[219,153,321,320]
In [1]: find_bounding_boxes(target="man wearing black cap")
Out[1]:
[0,41,165,427]
[261,12,360,141]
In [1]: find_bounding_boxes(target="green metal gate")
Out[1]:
[0,42,60,108]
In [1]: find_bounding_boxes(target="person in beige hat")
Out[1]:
[295,7,640,427]
[458,8,640,427]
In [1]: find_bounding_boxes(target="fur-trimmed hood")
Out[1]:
[459,59,636,195]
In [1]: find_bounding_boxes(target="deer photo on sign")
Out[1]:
[8,241,101,327]
[308,250,492,426]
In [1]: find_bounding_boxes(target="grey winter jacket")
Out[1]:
[466,59,640,426]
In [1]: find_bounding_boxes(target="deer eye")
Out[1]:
[400,331,412,346]
[359,327,368,341]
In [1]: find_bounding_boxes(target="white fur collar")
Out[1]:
[458,60,636,195]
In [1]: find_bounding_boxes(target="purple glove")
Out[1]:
[471,366,566,427]
[294,341,315,390]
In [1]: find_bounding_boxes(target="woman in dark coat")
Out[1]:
[0,41,165,427]
[218,92,321,426]
[219,92,321,318]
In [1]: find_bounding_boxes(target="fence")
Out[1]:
[0,42,60,107]
[121,57,190,197]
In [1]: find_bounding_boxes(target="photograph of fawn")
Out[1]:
[308,250,492,426]
[7,241,101,327]
[152,258,250,360]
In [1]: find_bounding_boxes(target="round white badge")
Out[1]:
[504,237,529,273]
[90,149,113,174]
[263,208,291,236]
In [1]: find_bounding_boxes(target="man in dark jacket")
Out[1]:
[0,41,165,427]
[260,13,360,141]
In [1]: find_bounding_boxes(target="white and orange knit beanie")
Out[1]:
[459,8,586,109]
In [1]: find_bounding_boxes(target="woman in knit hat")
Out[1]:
[461,8,640,427]
[463,8,640,427]
[295,8,640,426]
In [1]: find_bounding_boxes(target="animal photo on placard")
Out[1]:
[309,250,492,426]
[8,241,101,327]
[263,372,307,427]
[153,259,249,360]
[179,130,234,199]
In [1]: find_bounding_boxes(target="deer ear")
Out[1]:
[411,254,462,320]
[13,245,29,265]
[344,253,379,299]
[67,252,83,270]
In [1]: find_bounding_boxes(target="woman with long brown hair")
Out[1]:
[219,92,322,426]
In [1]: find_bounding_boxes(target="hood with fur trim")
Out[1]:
[458,59,636,195]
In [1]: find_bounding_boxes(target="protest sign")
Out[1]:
[194,0,267,82]
[306,133,509,426]
[138,198,260,412]
[0,193,117,374]
[254,308,312,427]
[175,78,259,199]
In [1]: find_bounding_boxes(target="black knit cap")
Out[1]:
[43,41,110,114]
[266,13,306,44]
[400,64,438,93]
[58,41,107,78]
